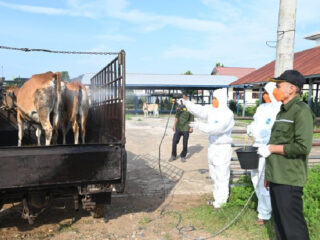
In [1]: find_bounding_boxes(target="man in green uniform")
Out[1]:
[169,94,194,163]
[258,70,314,240]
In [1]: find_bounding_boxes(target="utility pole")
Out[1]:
[274,0,297,77]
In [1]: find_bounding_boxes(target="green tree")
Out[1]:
[184,70,193,75]
[61,71,70,82]
[215,62,224,67]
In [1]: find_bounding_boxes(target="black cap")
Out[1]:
[270,70,305,89]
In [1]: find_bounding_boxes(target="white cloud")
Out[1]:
[0,1,89,17]
[0,0,226,32]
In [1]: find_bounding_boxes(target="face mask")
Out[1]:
[273,88,285,102]
[263,94,271,103]
[212,99,219,108]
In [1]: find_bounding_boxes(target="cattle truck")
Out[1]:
[0,51,127,224]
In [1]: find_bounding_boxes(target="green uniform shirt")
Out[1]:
[175,108,194,132]
[266,96,315,187]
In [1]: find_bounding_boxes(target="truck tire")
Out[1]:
[90,204,106,218]
[115,150,127,193]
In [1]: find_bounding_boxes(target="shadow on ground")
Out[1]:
[187,144,203,159]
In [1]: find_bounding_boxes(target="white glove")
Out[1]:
[189,121,200,129]
[177,98,186,105]
[258,145,271,158]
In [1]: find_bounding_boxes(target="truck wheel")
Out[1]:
[90,204,106,218]
[115,150,127,193]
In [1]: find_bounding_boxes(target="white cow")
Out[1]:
[143,103,159,117]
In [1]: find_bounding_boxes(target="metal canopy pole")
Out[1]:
[242,88,246,117]
[308,80,313,107]
[259,84,263,105]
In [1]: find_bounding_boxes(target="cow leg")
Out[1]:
[35,127,41,146]
[17,112,24,147]
[38,111,53,146]
[72,121,79,144]
[80,114,87,144]
[62,123,67,145]
[43,122,53,146]
[52,105,60,145]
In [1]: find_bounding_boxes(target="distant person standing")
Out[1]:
[258,70,314,240]
[169,93,194,163]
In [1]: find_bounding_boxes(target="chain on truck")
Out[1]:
[0,47,127,224]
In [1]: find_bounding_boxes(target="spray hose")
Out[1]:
[157,101,266,239]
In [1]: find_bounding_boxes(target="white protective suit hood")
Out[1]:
[212,88,228,106]
[264,82,277,103]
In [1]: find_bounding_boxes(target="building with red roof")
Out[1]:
[229,45,320,116]
[211,67,256,79]
[230,46,320,86]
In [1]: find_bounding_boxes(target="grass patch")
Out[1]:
[178,171,320,240]
[139,216,152,225]
[232,136,246,140]
[126,114,136,120]
[181,205,274,240]
[58,224,78,233]
[236,119,253,124]
[126,113,144,120]
[137,118,142,121]
[162,233,172,240]
[313,125,320,139]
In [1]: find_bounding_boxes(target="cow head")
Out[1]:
[143,102,147,110]
[1,87,18,110]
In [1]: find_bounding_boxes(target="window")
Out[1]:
[233,91,244,100]
[252,89,260,99]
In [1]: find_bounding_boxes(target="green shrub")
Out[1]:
[303,165,320,239]
[225,175,257,209]
[229,100,243,115]
[244,106,257,117]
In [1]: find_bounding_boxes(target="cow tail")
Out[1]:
[77,86,83,117]
[55,72,62,106]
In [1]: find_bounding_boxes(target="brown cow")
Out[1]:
[60,81,89,144]
[16,72,61,146]
[1,86,20,110]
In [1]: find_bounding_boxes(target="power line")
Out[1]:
[0,45,119,55]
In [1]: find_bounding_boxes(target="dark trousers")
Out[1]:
[269,182,309,240]
[171,130,189,158]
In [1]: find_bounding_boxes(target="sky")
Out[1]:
[0,0,319,79]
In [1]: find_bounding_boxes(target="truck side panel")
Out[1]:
[0,145,121,190]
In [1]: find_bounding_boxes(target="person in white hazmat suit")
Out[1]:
[247,82,281,225]
[179,88,234,208]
